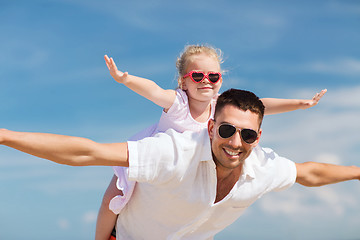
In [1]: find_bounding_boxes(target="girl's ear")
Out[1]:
[181,79,188,90]
[178,77,187,90]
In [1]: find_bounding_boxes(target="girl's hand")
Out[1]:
[104,55,129,84]
[302,89,327,109]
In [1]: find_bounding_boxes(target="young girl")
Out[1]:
[96,44,326,240]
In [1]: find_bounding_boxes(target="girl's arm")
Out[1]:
[261,89,327,115]
[95,175,119,240]
[104,55,176,111]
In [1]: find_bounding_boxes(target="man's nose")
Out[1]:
[227,130,242,148]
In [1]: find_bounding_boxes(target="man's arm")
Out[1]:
[295,162,360,187]
[0,129,129,167]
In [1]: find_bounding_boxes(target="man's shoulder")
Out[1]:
[161,128,209,143]
[247,146,294,169]
[131,128,210,154]
[155,128,212,160]
[243,146,296,187]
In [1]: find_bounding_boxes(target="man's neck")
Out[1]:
[214,165,243,203]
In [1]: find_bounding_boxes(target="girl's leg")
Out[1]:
[95,175,121,240]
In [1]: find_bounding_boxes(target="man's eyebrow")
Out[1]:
[214,120,230,125]
[218,121,236,127]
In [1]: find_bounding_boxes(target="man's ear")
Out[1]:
[252,129,262,148]
[208,119,215,140]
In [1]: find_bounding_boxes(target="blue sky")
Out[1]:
[1,0,360,239]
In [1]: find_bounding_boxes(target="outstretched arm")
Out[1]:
[104,55,176,111]
[295,162,360,187]
[261,89,327,115]
[0,129,129,167]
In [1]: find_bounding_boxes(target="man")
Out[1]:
[0,89,359,239]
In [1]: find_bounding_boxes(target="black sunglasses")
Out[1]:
[217,123,258,144]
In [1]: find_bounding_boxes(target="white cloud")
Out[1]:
[259,185,358,219]
[258,84,360,228]
[320,85,360,108]
[221,76,250,90]
[28,167,113,195]
[0,40,49,70]
[305,58,360,76]
[82,211,97,224]
[313,187,344,215]
[57,218,70,230]
[241,9,286,28]
[259,190,304,215]
[328,1,360,15]
[241,58,360,77]
[314,153,342,165]
[52,0,171,32]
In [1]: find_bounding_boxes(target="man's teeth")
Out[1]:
[225,149,239,156]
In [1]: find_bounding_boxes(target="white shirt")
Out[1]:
[116,129,297,240]
[110,89,217,214]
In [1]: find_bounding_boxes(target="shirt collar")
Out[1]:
[241,146,262,180]
[242,158,256,179]
[201,132,213,162]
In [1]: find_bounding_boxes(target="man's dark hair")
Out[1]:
[214,89,265,127]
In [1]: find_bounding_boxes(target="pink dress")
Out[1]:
[109,89,217,214]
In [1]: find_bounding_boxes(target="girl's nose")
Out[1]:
[201,76,211,84]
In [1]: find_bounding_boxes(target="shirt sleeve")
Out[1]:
[165,89,188,116]
[156,89,189,133]
[127,130,180,185]
[259,147,297,192]
[265,149,297,191]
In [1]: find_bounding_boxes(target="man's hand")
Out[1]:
[0,128,10,144]
[104,55,129,84]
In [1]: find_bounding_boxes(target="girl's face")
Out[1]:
[182,53,222,102]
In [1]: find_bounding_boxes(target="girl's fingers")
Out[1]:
[109,58,118,70]
[104,55,111,69]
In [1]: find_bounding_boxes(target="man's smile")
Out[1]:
[223,147,241,157]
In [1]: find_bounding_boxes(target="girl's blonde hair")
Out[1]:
[176,44,223,89]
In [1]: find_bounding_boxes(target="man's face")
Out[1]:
[208,105,262,171]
